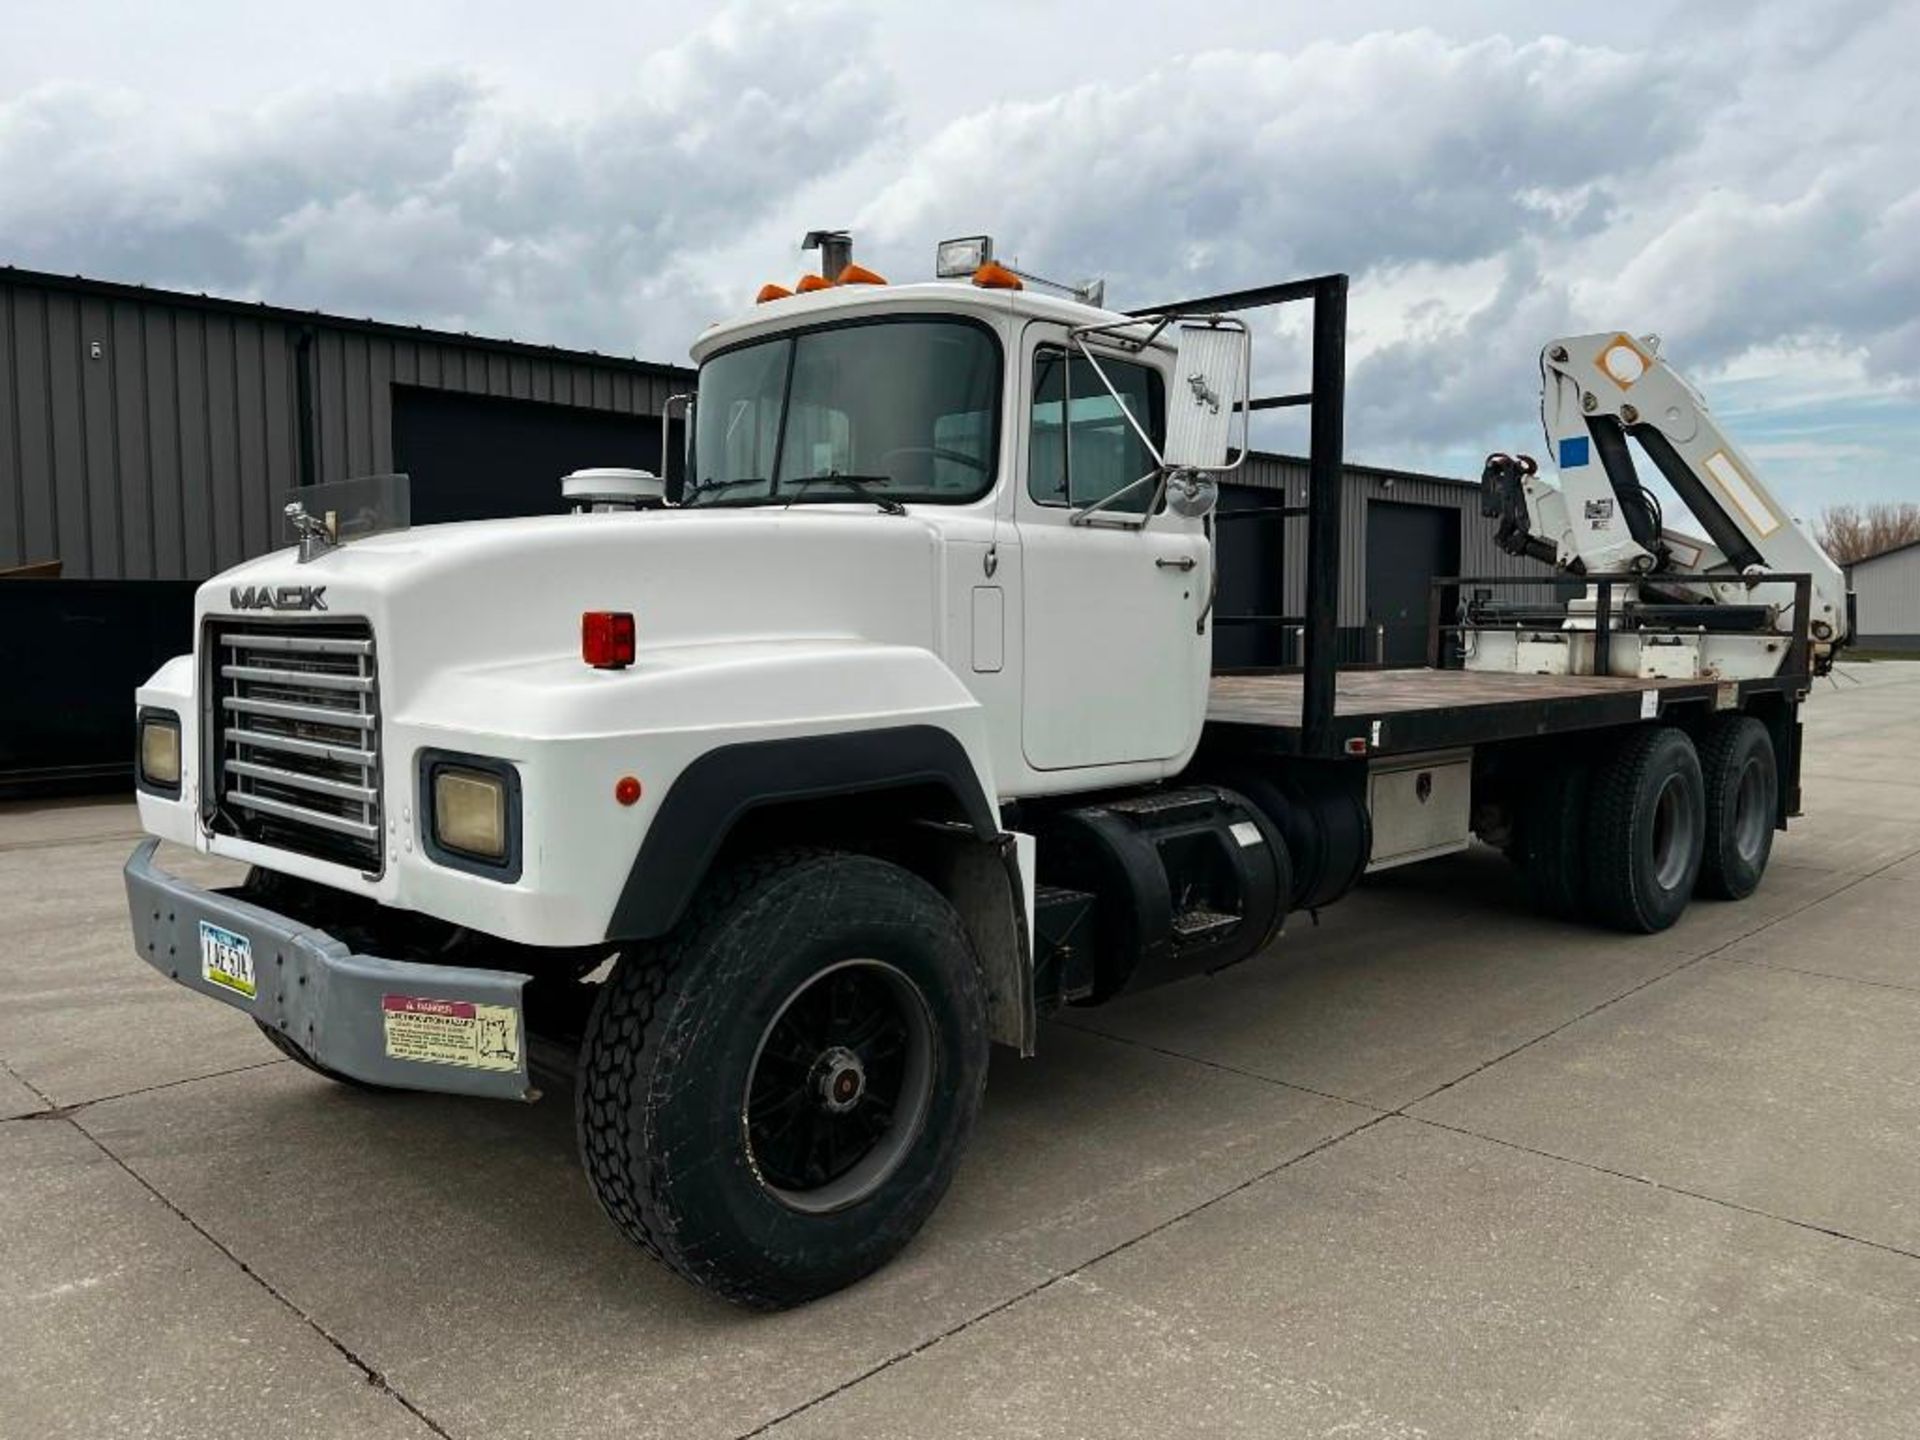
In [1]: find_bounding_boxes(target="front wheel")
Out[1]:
[576,850,989,1308]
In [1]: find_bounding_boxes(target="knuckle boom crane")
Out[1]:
[1475,332,1850,681]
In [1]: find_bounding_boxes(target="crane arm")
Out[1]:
[1489,332,1849,660]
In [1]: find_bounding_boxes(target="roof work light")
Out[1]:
[936,236,994,278]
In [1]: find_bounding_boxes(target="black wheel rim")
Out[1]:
[744,959,934,1214]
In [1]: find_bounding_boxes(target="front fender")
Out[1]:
[388,639,999,946]
[608,722,999,940]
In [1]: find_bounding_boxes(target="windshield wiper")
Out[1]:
[680,476,769,507]
[782,473,907,516]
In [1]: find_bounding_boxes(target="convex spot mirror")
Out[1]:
[1164,472,1219,519]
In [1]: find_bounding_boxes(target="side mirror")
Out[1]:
[1162,320,1250,470]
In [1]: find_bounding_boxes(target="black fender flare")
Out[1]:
[606,724,998,941]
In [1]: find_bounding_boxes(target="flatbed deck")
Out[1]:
[1205,668,1798,757]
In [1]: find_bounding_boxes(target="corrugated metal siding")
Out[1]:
[1849,544,1920,642]
[0,276,689,580]
[1236,452,1559,624]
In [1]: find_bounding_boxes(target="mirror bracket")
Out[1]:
[1063,312,1251,526]
[1059,312,1251,526]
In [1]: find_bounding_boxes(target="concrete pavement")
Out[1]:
[4,663,1919,1438]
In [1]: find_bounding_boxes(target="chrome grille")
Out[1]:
[208,621,382,872]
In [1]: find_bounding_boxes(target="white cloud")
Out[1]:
[0,2,895,355]
[2,0,1915,510]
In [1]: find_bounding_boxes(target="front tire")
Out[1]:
[576,850,989,1308]
[1586,726,1706,933]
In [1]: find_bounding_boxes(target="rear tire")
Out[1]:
[1695,715,1777,900]
[1518,756,1593,920]
[576,850,989,1309]
[1586,726,1706,933]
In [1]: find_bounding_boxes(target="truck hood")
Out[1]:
[200,507,949,712]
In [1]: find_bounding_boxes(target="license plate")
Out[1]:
[198,921,256,1000]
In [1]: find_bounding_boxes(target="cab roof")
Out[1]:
[688,280,1141,364]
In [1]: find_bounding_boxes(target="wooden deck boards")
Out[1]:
[1206,668,1701,729]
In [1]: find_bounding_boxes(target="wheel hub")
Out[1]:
[812,1046,867,1114]
[743,958,937,1214]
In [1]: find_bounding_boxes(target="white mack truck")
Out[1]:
[125,233,1849,1307]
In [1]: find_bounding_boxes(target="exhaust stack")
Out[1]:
[802,229,853,283]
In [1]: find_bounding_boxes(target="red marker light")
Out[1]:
[582,611,635,669]
[615,775,642,807]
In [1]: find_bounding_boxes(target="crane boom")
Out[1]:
[1478,332,1850,679]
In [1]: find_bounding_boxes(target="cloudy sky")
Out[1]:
[5,0,1915,513]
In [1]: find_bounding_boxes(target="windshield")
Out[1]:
[686,318,1000,507]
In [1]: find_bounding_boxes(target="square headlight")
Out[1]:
[138,711,181,793]
[433,767,507,859]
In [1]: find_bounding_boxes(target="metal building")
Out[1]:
[1847,541,1920,652]
[0,266,692,580]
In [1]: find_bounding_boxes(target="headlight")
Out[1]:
[434,768,507,858]
[421,752,521,879]
[137,710,181,794]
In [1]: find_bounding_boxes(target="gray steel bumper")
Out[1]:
[124,839,536,1101]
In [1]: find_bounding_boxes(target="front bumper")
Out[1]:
[124,840,536,1101]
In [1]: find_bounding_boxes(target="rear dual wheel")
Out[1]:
[1517,752,1595,920]
[1695,716,1778,900]
[1586,726,1706,933]
[1521,717,1777,933]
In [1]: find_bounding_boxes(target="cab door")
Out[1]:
[1017,331,1209,771]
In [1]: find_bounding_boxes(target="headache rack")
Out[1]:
[203,618,384,873]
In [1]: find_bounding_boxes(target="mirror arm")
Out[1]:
[1067,332,1169,472]
[1070,467,1167,528]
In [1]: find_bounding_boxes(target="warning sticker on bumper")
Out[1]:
[381,995,521,1072]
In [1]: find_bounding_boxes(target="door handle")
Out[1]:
[1156,555,1197,571]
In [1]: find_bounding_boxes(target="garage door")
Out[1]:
[391,386,670,525]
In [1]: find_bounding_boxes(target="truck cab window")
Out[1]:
[688,319,1000,506]
[1029,348,1165,513]
[702,338,790,491]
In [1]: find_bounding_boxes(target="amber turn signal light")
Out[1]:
[971,260,1023,290]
